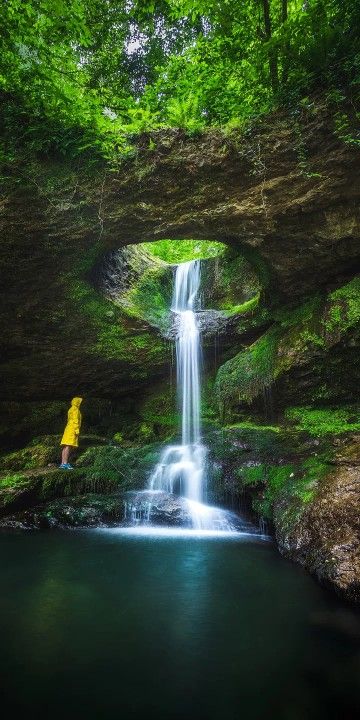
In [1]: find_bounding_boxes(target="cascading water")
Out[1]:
[148,261,210,526]
[124,259,259,534]
[131,260,236,531]
[174,261,201,449]
[150,262,204,494]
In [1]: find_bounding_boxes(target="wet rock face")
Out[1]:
[275,436,360,603]
[206,427,360,603]
[124,490,194,526]
[1,103,360,403]
[0,493,126,530]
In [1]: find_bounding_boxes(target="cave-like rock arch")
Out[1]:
[1,106,360,402]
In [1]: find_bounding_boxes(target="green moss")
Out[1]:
[38,471,120,500]
[205,425,289,469]
[139,385,179,440]
[96,326,167,364]
[226,422,280,433]
[215,276,360,416]
[0,473,27,489]
[250,457,327,521]
[215,326,281,409]
[235,464,264,486]
[202,248,261,315]
[271,456,329,532]
[253,465,297,518]
[121,264,172,331]
[221,293,260,317]
[68,277,168,365]
[0,436,60,471]
[285,406,360,436]
[324,277,360,336]
[77,443,160,488]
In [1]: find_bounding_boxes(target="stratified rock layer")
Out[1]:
[1,103,359,401]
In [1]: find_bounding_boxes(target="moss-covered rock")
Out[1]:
[215,277,360,417]
[284,406,360,436]
[95,245,174,333]
[205,423,325,515]
[274,434,360,603]
[1,101,360,405]
[0,493,126,530]
[205,422,360,601]
[201,248,261,316]
[0,439,161,521]
[0,433,110,472]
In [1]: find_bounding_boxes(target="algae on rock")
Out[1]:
[215,276,360,418]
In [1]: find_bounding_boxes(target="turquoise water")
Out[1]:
[0,530,359,719]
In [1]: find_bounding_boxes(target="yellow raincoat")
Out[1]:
[60,397,83,447]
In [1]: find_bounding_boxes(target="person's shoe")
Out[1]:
[64,463,74,470]
[59,463,67,469]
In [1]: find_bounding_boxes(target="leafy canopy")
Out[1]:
[1,0,360,158]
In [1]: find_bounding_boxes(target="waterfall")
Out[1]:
[125,259,260,534]
[173,260,201,448]
[149,261,206,512]
[148,260,231,530]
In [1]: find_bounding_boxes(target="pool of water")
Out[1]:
[0,530,359,719]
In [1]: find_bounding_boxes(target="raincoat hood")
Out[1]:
[71,397,83,407]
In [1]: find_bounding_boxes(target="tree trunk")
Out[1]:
[262,0,278,93]
[281,0,289,84]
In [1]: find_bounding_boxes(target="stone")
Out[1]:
[1,103,359,402]
[274,437,360,603]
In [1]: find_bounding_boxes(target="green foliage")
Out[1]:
[165,94,204,133]
[141,239,226,263]
[1,0,359,159]
[285,406,360,436]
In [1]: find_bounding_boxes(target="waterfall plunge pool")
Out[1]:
[0,530,359,719]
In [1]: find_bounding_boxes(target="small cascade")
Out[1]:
[149,444,206,503]
[125,258,259,534]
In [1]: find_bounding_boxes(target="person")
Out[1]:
[59,397,83,469]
